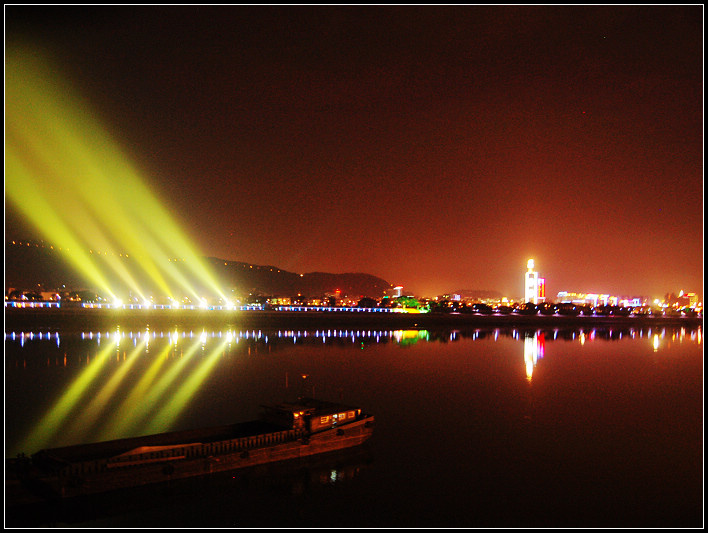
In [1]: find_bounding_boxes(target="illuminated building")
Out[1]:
[557,291,646,308]
[670,290,699,308]
[558,291,595,305]
[524,259,545,304]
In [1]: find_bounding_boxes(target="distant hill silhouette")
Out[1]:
[205,258,393,299]
[5,241,392,299]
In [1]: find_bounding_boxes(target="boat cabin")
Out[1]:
[260,397,362,433]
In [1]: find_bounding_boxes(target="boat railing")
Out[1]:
[43,414,372,478]
[55,427,307,476]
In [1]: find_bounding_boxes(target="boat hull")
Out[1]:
[29,416,374,498]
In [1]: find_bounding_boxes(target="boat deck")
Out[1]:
[33,420,284,467]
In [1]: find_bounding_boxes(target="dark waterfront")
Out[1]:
[5,313,703,527]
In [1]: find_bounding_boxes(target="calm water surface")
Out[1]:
[5,323,703,527]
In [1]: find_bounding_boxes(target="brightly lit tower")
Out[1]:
[525,259,540,304]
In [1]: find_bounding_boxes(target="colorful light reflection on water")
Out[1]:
[4,323,703,527]
[5,324,700,458]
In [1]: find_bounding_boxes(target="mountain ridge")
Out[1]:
[5,242,393,299]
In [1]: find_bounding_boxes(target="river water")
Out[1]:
[4,320,703,527]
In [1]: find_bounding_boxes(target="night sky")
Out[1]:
[5,5,703,300]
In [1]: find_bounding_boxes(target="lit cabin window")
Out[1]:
[320,416,330,424]
[347,411,355,418]
[338,412,346,419]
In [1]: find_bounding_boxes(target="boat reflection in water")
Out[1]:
[7,443,374,527]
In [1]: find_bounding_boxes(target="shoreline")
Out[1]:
[4,307,703,332]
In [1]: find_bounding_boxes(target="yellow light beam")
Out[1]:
[6,44,226,302]
[5,151,119,300]
[6,66,153,299]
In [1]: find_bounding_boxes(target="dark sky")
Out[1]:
[5,5,704,300]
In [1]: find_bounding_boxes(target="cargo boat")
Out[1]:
[14,398,374,499]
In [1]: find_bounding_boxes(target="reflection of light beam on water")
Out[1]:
[6,45,226,303]
[18,334,119,454]
[97,335,203,441]
[142,337,230,435]
[141,335,206,407]
[64,334,149,442]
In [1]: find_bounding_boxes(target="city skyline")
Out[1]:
[5,6,703,300]
[5,239,696,306]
